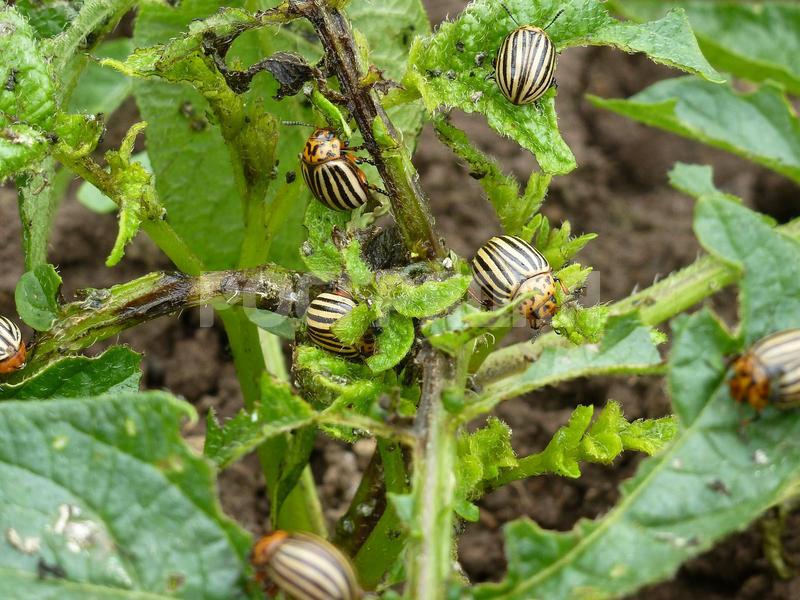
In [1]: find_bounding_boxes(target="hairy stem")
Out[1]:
[405,346,464,599]
[28,266,317,369]
[299,0,444,258]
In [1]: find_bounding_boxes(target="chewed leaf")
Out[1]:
[590,78,800,184]
[406,0,719,174]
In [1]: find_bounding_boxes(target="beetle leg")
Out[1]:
[554,275,569,296]
[367,183,389,196]
[354,155,377,167]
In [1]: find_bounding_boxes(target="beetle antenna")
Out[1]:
[544,9,565,31]
[281,120,318,128]
[498,1,520,26]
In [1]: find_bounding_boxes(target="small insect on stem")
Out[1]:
[0,316,26,375]
[471,235,563,329]
[251,531,363,600]
[729,329,800,412]
[493,3,562,105]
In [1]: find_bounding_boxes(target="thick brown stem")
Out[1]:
[298,0,444,259]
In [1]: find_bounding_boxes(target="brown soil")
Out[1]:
[2,1,799,597]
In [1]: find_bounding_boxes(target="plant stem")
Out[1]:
[475,218,800,388]
[15,158,61,271]
[405,346,463,600]
[333,450,387,554]
[351,439,410,589]
[300,0,444,258]
[27,266,317,368]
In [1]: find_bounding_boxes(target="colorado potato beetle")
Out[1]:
[0,317,26,375]
[300,129,372,211]
[305,291,374,358]
[729,329,800,411]
[251,531,362,600]
[472,235,563,329]
[494,8,561,105]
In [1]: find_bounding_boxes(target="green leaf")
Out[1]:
[526,216,596,271]
[612,0,800,94]
[406,1,719,175]
[551,304,610,345]
[301,201,349,280]
[348,0,430,147]
[366,312,415,373]
[343,240,374,288]
[0,347,142,401]
[15,264,61,331]
[455,417,518,521]
[270,425,317,528]
[0,7,56,179]
[490,402,676,485]
[69,38,134,115]
[332,302,378,347]
[77,153,151,214]
[15,0,78,39]
[469,309,800,600]
[694,195,800,344]
[668,162,729,201]
[590,78,800,184]
[132,1,245,269]
[102,124,163,267]
[423,300,519,356]
[388,274,471,318]
[243,307,297,340]
[467,314,662,419]
[294,344,378,404]
[205,377,315,469]
[0,392,250,599]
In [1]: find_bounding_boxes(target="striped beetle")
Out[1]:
[0,317,26,375]
[251,531,362,600]
[300,129,374,212]
[305,291,375,358]
[494,7,562,105]
[472,235,564,329]
[729,329,800,411]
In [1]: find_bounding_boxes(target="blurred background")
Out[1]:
[1,1,798,597]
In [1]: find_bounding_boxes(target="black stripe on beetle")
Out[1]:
[305,292,373,358]
[471,235,561,329]
[251,531,362,600]
[495,25,557,105]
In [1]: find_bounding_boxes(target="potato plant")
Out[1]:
[1,0,799,598]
